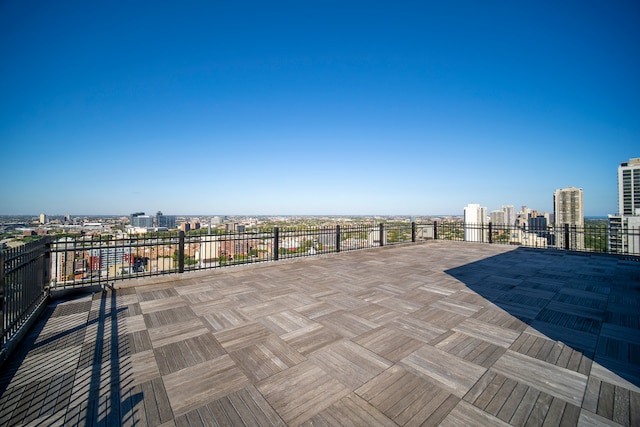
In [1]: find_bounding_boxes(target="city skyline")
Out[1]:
[2,2,638,216]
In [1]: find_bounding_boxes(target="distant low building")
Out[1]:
[128,226,155,234]
[132,215,153,228]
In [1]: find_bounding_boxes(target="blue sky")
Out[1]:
[1,1,638,216]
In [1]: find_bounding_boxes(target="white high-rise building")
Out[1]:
[502,205,516,227]
[464,203,487,242]
[609,157,640,254]
[618,158,640,216]
[554,187,584,250]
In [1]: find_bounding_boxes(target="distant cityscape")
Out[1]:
[1,157,639,257]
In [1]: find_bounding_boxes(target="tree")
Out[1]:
[172,250,198,266]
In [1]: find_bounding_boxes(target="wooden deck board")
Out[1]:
[309,340,391,389]
[395,384,452,426]
[1,242,638,426]
[491,350,588,407]
[496,382,530,423]
[440,400,511,427]
[401,344,487,397]
[230,337,305,382]
[256,361,350,426]
[303,393,396,427]
[354,326,424,362]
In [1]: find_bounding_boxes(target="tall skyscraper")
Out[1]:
[618,157,640,216]
[490,210,506,225]
[502,205,516,227]
[609,157,640,254]
[554,187,584,250]
[464,203,487,242]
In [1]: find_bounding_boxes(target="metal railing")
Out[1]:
[1,237,51,351]
[3,219,638,357]
[47,223,424,290]
[433,221,640,255]
[39,221,640,291]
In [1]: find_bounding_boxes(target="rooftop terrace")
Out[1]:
[1,241,638,426]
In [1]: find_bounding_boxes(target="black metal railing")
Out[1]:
[1,237,51,350]
[47,223,421,290]
[44,221,640,292]
[3,219,639,357]
[433,221,640,255]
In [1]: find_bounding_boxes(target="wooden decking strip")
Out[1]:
[0,241,638,426]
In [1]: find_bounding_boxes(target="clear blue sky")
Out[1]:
[1,1,638,216]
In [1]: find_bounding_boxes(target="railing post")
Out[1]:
[336,225,341,253]
[178,231,185,273]
[488,222,493,244]
[433,221,438,240]
[379,223,384,247]
[274,227,279,260]
[43,237,51,292]
[564,223,570,250]
[411,222,416,242]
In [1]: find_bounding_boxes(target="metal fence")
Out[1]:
[47,223,421,290]
[2,219,639,357]
[433,221,640,255]
[43,221,640,292]
[1,237,51,350]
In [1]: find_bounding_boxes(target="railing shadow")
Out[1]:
[0,290,145,425]
[444,247,640,388]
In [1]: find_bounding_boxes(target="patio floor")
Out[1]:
[0,241,638,426]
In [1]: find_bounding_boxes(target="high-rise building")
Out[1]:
[554,187,584,250]
[618,158,640,216]
[130,212,145,225]
[529,216,548,233]
[502,205,516,227]
[490,210,506,225]
[609,157,640,254]
[88,247,134,276]
[156,211,176,229]
[39,213,47,224]
[51,238,77,282]
[131,212,153,228]
[464,203,487,242]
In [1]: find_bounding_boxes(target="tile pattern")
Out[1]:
[0,241,639,426]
